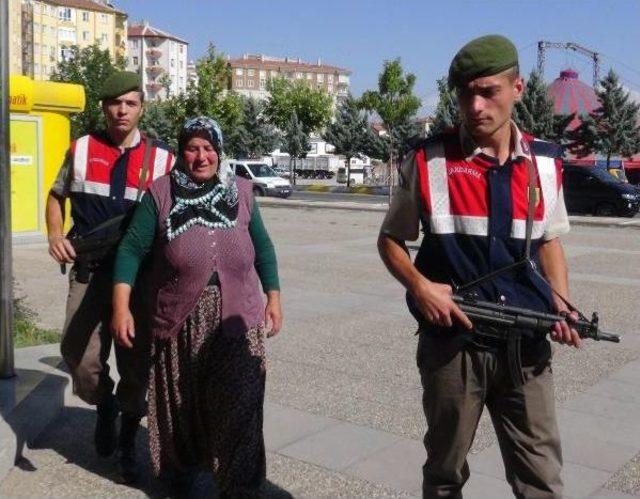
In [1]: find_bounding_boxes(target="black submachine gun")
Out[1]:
[452,295,620,343]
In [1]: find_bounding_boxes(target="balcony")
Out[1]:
[146,47,162,59]
[146,65,164,76]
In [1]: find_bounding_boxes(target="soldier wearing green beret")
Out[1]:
[45,70,175,483]
[379,35,576,498]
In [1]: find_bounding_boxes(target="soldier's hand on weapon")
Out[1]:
[111,308,136,349]
[414,280,473,329]
[550,310,582,348]
[48,234,76,264]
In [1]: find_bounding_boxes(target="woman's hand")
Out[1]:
[111,283,135,348]
[265,290,283,338]
[111,308,136,348]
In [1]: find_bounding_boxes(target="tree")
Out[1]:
[360,59,421,190]
[139,100,176,144]
[513,71,574,146]
[322,96,373,186]
[184,44,244,147]
[570,70,640,165]
[281,112,310,185]
[158,73,172,98]
[227,97,280,159]
[264,77,333,135]
[50,44,125,138]
[430,77,460,135]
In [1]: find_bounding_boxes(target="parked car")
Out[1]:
[225,160,292,198]
[563,164,640,217]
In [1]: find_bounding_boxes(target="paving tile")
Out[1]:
[609,360,640,385]
[263,402,340,451]
[562,392,640,429]
[346,437,424,496]
[557,408,640,448]
[463,471,512,498]
[562,462,612,498]
[588,488,639,498]
[279,421,401,472]
[468,445,505,479]
[560,425,638,472]
[588,379,640,405]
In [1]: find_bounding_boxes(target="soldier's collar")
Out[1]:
[459,121,532,163]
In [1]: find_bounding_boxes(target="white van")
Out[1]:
[336,167,365,186]
[226,160,292,198]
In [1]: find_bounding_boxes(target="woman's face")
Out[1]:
[182,135,219,183]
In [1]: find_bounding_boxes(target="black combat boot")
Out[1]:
[94,394,119,457]
[118,413,142,484]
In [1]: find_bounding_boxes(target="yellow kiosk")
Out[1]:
[9,75,84,237]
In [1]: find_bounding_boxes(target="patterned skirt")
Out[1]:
[148,285,266,492]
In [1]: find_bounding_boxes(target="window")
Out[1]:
[60,47,74,61]
[235,165,252,179]
[317,73,324,82]
[259,70,266,77]
[34,43,40,54]
[100,14,108,23]
[296,72,303,79]
[133,56,139,65]
[33,22,40,32]
[50,26,56,37]
[328,74,334,82]
[236,80,243,87]
[50,46,56,57]
[58,7,72,21]
[270,70,277,77]
[248,69,254,76]
[259,78,266,90]
[179,45,183,54]
[58,28,76,43]
[235,68,243,76]
[82,31,89,41]
[82,11,89,22]
[247,80,254,88]
[101,33,108,43]
[171,58,175,67]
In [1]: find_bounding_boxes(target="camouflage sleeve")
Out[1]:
[50,149,73,198]
[379,151,421,241]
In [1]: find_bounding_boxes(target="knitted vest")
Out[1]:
[147,175,263,339]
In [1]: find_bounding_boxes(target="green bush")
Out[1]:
[13,299,60,348]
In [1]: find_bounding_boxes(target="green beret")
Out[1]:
[99,71,142,100]
[448,35,518,89]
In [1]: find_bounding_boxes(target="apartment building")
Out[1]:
[127,22,189,101]
[9,0,127,80]
[228,54,350,101]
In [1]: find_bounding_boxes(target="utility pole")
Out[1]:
[0,0,15,378]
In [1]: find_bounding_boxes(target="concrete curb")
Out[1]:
[258,197,388,213]
[258,197,640,229]
[293,184,388,196]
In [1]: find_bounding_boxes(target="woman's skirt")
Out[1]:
[148,285,266,492]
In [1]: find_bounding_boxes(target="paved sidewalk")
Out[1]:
[3,343,640,498]
[3,206,640,497]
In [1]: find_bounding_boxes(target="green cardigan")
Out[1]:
[113,193,280,291]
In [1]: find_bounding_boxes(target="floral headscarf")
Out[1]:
[166,116,238,241]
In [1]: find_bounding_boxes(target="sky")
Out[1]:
[116,0,640,113]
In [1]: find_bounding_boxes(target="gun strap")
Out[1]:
[524,157,537,261]
[136,135,153,203]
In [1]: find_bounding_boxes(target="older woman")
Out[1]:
[111,116,282,496]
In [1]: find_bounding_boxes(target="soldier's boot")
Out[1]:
[94,394,119,457]
[118,413,141,484]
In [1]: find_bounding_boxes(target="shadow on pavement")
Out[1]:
[27,406,293,498]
